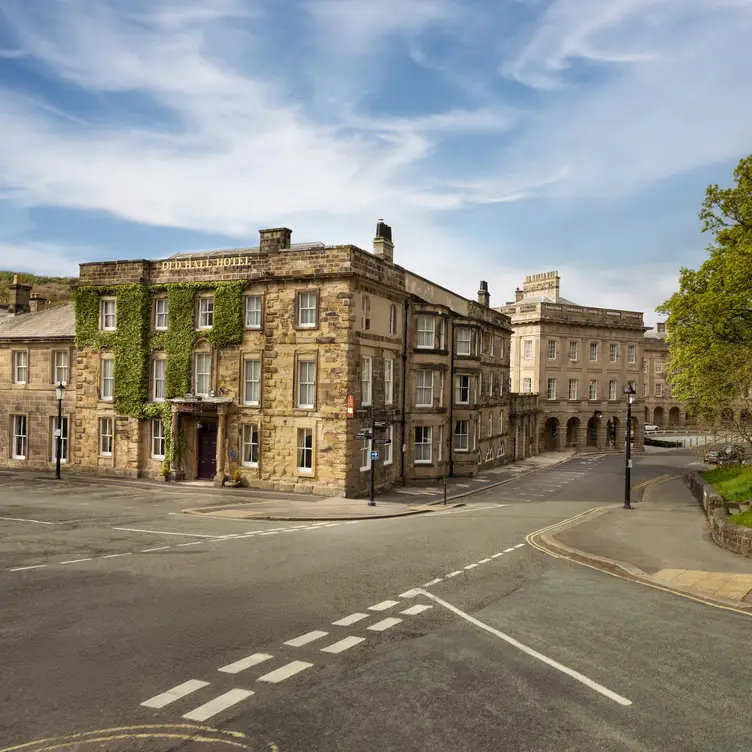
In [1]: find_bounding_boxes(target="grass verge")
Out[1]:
[701,465,752,503]
[729,509,752,528]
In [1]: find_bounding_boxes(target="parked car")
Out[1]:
[703,444,746,465]
[644,424,659,433]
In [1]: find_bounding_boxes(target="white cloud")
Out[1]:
[0,242,83,277]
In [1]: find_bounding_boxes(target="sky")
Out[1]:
[1,0,751,326]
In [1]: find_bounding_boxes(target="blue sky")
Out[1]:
[1,0,751,325]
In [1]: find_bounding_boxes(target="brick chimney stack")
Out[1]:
[259,227,292,253]
[8,274,31,315]
[477,280,490,307]
[515,287,524,302]
[373,219,394,264]
[29,293,48,312]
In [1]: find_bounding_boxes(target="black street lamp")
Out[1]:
[623,384,636,509]
[55,382,65,480]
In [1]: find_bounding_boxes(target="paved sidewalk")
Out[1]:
[552,475,752,603]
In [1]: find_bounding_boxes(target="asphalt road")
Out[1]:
[0,450,747,751]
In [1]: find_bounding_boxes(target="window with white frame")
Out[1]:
[455,374,470,404]
[608,379,617,400]
[490,335,495,356]
[609,343,618,362]
[628,380,636,391]
[498,412,504,435]
[297,292,318,328]
[438,318,446,350]
[523,377,532,393]
[656,383,663,397]
[154,298,169,330]
[389,304,398,335]
[487,411,493,436]
[13,351,27,384]
[244,295,262,329]
[51,415,68,462]
[198,296,214,329]
[242,424,260,467]
[99,417,113,456]
[297,427,313,471]
[547,340,557,359]
[152,358,166,401]
[11,415,27,459]
[628,345,636,364]
[456,327,472,356]
[474,417,480,450]
[359,436,372,471]
[243,359,261,405]
[656,360,663,374]
[414,426,432,463]
[568,379,578,400]
[194,352,211,396]
[588,380,598,400]
[644,360,648,372]
[498,337,504,358]
[151,419,165,459]
[100,298,116,330]
[361,356,372,406]
[454,420,468,451]
[416,315,434,349]
[547,378,557,400]
[361,295,370,330]
[101,357,114,401]
[297,360,316,409]
[523,340,533,360]
[54,350,69,385]
[416,369,433,407]
[589,342,598,361]
[384,358,394,405]
[643,383,648,396]
[485,444,493,462]
[488,372,493,397]
[497,440,505,457]
[569,341,578,361]
[384,425,393,465]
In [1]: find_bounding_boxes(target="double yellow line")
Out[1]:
[631,472,676,490]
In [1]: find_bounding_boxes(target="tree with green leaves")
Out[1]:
[657,155,752,448]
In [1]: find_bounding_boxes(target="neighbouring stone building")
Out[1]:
[5,223,537,496]
[643,322,685,428]
[499,271,646,452]
[0,277,76,470]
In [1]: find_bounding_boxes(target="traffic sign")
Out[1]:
[370,451,380,460]
[354,408,371,416]
[347,394,354,417]
[373,420,388,428]
[373,439,391,446]
[355,432,372,440]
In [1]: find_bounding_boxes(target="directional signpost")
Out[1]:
[351,402,396,507]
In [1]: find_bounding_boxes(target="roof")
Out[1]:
[0,302,75,340]
[169,241,326,259]
[515,294,579,305]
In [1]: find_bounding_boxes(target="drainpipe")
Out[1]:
[448,316,455,478]
[400,299,409,486]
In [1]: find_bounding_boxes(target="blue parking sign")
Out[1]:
[370,451,379,460]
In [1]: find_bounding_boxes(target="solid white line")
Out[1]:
[321,523,341,527]
[102,553,132,558]
[59,558,93,564]
[344,520,361,524]
[478,558,491,564]
[514,543,526,548]
[9,564,46,571]
[112,527,223,539]
[141,679,209,709]
[401,604,432,616]
[446,571,463,578]
[284,630,328,647]
[332,613,369,626]
[257,661,313,683]
[416,589,632,706]
[141,546,170,552]
[423,578,443,587]
[464,564,478,569]
[177,542,203,547]
[259,532,279,536]
[503,547,515,553]
[367,617,402,632]
[369,600,399,611]
[218,653,274,675]
[0,516,60,525]
[182,688,254,721]
[321,636,366,654]
[491,553,503,558]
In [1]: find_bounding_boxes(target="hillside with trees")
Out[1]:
[0,271,77,306]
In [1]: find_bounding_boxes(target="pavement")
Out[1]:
[2,450,751,751]
[540,464,752,605]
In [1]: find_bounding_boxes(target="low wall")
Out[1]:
[684,471,752,557]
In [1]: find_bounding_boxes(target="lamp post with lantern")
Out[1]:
[623,383,636,509]
[55,382,65,480]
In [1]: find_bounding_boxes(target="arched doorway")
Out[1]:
[606,416,619,447]
[566,417,580,448]
[586,417,598,447]
[668,407,680,426]
[543,417,559,451]
[653,406,664,427]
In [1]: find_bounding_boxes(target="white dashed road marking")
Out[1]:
[112,527,223,539]
[0,516,60,525]
[333,613,369,626]
[59,558,93,564]
[218,653,274,675]
[464,563,478,570]
[141,679,209,709]
[182,688,254,721]
[423,578,443,587]
[257,661,313,683]
[369,600,399,611]
[446,570,462,577]
[321,636,366,654]
[401,604,432,616]
[368,617,402,632]
[284,630,328,647]
[9,564,46,571]
[503,547,515,553]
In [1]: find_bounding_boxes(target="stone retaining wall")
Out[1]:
[684,471,752,557]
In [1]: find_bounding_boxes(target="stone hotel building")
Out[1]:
[1,225,542,496]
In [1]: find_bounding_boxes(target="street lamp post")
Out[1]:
[623,384,635,509]
[55,382,65,480]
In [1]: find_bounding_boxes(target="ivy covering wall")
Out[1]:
[74,280,246,471]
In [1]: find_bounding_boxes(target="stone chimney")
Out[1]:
[8,274,31,315]
[477,280,490,307]
[259,227,292,253]
[373,219,394,263]
[657,322,666,334]
[29,293,48,312]
[515,287,524,302]
[523,271,560,302]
